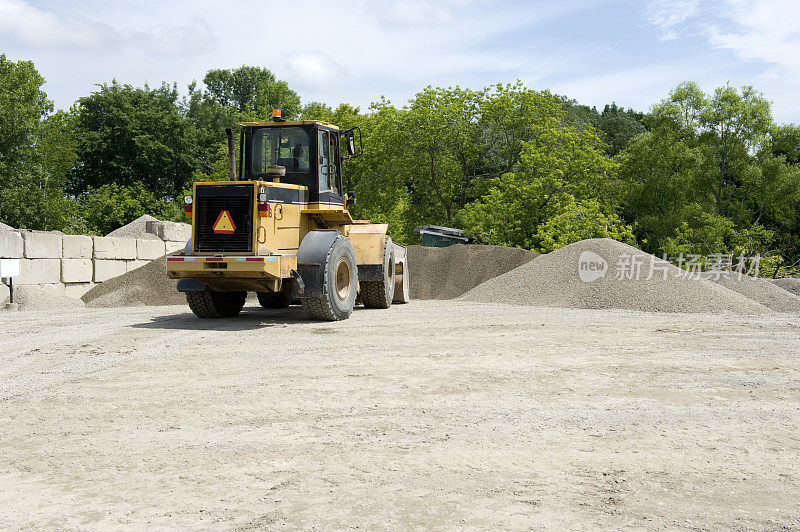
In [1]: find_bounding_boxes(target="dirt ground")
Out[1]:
[1,300,799,530]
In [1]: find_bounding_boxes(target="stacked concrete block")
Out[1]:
[93,236,137,260]
[36,283,66,295]
[63,235,93,258]
[22,231,62,258]
[165,241,186,254]
[18,258,61,285]
[126,260,149,273]
[65,282,95,299]
[146,220,191,243]
[62,259,93,283]
[0,230,23,258]
[92,236,136,283]
[137,238,166,260]
[94,260,128,282]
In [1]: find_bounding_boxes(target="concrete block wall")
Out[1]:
[1,228,180,300]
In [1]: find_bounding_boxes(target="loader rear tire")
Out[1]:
[186,288,246,318]
[301,236,358,321]
[361,237,395,309]
[257,291,291,308]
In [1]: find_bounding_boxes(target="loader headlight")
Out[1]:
[258,192,268,203]
[183,195,193,205]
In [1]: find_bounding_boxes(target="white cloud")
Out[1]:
[704,0,800,70]
[644,0,699,40]
[636,0,800,121]
[282,51,347,91]
[4,0,800,123]
[0,0,216,55]
[0,0,113,48]
[366,0,463,27]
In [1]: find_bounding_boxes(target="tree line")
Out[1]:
[2,54,799,276]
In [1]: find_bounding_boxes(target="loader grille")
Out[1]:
[194,184,253,253]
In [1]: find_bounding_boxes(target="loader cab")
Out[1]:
[240,121,344,206]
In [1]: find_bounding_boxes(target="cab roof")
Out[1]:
[238,120,339,130]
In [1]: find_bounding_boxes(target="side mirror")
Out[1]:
[342,127,362,158]
[346,191,356,207]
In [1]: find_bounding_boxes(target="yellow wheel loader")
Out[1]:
[166,110,410,321]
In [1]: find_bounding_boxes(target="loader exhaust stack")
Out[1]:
[225,128,236,181]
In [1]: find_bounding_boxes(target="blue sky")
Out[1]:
[2,0,799,123]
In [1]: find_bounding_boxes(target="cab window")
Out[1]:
[318,130,330,191]
[251,127,310,175]
[318,130,339,194]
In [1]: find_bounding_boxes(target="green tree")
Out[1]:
[771,124,800,166]
[70,81,198,199]
[81,182,180,235]
[461,112,620,250]
[184,81,242,174]
[202,66,300,118]
[0,54,54,228]
[535,197,635,252]
[619,81,800,266]
[593,103,646,156]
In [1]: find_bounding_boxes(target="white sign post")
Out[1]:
[0,258,21,305]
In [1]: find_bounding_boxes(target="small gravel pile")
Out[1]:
[4,286,84,311]
[106,214,160,240]
[769,278,800,298]
[407,244,537,299]
[460,238,769,314]
[82,257,184,307]
[704,274,800,313]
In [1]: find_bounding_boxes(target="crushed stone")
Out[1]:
[407,244,537,299]
[460,238,770,314]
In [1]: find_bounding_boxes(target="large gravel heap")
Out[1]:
[82,257,184,307]
[407,244,537,299]
[706,274,800,313]
[460,238,771,314]
[770,278,800,298]
[105,214,160,240]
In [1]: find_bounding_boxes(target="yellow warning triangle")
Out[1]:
[212,210,236,234]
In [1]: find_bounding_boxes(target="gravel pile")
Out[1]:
[769,278,800,298]
[4,286,85,311]
[82,257,184,307]
[0,221,14,231]
[704,274,800,313]
[407,244,537,299]
[106,214,160,240]
[460,238,770,314]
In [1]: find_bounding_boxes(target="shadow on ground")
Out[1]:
[129,305,311,331]
[129,304,374,330]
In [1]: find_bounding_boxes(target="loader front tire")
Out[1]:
[257,290,291,308]
[186,288,246,318]
[361,236,395,309]
[301,236,358,321]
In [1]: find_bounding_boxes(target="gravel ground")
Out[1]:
[461,238,771,314]
[1,300,798,529]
